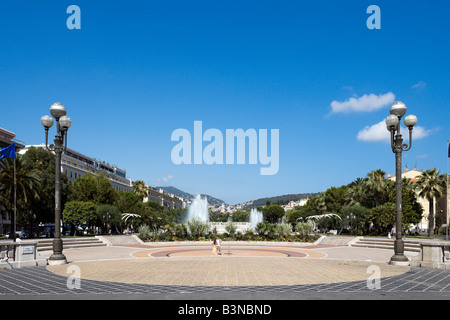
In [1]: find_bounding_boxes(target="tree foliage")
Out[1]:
[71,172,117,205]
[261,204,284,223]
[414,169,447,236]
[62,201,97,233]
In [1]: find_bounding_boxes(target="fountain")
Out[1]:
[187,194,209,222]
[249,208,263,231]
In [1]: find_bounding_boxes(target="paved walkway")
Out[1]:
[45,243,411,286]
[1,241,450,299]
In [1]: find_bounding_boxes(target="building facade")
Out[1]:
[144,186,185,210]
[19,145,133,192]
[0,127,25,149]
[0,128,25,235]
[388,168,449,233]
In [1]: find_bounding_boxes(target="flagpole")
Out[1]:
[447,140,449,240]
[14,156,16,236]
[0,143,16,239]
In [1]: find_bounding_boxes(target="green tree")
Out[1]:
[339,204,369,235]
[388,183,423,225]
[21,147,72,225]
[306,194,327,215]
[140,202,173,230]
[365,169,389,207]
[231,210,249,222]
[132,180,148,201]
[295,220,314,237]
[347,177,370,207]
[262,204,285,223]
[209,211,229,222]
[225,220,237,236]
[167,208,187,224]
[187,218,209,238]
[255,222,276,239]
[71,173,117,205]
[115,191,144,215]
[96,204,122,234]
[367,203,396,235]
[323,186,348,213]
[414,169,447,237]
[275,223,292,239]
[96,173,118,205]
[62,201,97,235]
[0,155,40,236]
[285,205,316,225]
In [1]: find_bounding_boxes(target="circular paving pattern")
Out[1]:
[132,246,310,258]
[46,244,411,287]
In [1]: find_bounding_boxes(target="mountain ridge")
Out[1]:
[155,186,318,208]
[155,186,226,206]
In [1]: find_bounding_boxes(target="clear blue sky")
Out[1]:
[1,1,449,204]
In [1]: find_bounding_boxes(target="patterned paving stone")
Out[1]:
[1,266,450,297]
[2,243,450,298]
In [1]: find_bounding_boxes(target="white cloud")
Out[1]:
[357,120,389,142]
[156,175,174,185]
[357,119,433,142]
[330,92,395,114]
[412,81,427,90]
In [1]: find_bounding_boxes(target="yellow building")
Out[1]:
[388,168,449,233]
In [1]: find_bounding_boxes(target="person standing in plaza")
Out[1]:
[212,238,217,255]
[216,236,222,255]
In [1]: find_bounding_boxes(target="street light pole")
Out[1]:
[41,103,72,265]
[386,101,417,266]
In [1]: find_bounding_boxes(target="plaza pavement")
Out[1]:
[1,240,450,300]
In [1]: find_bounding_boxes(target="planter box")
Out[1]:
[411,242,450,270]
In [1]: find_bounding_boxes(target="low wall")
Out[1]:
[209,222,251,234]
[0,240,47,269]
[411,242,450,270]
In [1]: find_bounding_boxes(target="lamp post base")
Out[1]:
[48,238,67,265]
[389,238,410,265]
[48,254,67,265]
[389,254,410,266]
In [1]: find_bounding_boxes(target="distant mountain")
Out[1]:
[155,186,227,206]
[155,186,192,200]
[156,186,320,210]
[239,192,321,209]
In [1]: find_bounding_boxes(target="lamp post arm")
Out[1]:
[402,128,413,152]
[61,130,68,151]
[44,128,49,150]
[390,129,396,153]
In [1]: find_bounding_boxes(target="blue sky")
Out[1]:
[1,1,449,204]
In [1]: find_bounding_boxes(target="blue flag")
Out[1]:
[448,142,450,158]
[0,143,15,159]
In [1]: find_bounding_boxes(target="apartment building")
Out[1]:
[20,145,133,192]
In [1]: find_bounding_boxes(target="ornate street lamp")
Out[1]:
[385,101,417,266]
[41,102,72,265]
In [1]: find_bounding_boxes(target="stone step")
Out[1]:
[36,237,106,251]
[356,240,421,247]
[37,242,107,251]
[351,237,421,252]
[97,235,143,246]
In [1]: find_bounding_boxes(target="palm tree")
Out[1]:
[0,156,40,237]
[132,180,148,202]
[365,169,388,207]
[414,168,447,237]
[309,194,327,215]
[347,177,368,206]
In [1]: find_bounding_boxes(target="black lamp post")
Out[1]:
[41,103,72,265]
[385,101,417,266]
